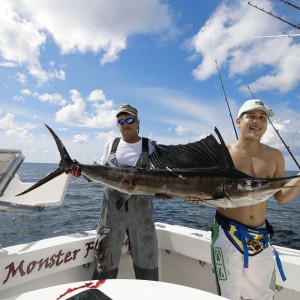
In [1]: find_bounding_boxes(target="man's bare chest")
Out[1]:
[232,154,275,178]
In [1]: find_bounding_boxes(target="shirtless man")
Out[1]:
[210,99,300,300]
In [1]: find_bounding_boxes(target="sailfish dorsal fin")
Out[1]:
[149,127,235,170]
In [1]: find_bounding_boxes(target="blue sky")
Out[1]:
[1,0,300,170]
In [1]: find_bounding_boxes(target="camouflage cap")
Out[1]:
[116,104,138,117]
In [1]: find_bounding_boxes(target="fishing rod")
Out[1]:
[280,0,300,11]
[248,2,300,31]
[215,60,238,140]
[247,86,300,170]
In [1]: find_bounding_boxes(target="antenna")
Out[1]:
[215,60,238,140]
[248,2,300,31]
[250,33,300,39]
[247,86,300,170]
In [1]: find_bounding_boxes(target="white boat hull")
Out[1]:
[1,223,300,299]
[0,173,69,210]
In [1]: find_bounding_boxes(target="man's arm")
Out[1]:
[273,150,300,204]
[275,173,300,204]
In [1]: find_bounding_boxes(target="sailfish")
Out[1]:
[17,124,299,208]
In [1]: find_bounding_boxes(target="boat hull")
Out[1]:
[0,223,299,299]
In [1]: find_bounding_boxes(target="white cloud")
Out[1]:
[0,61,17,67]
[17,73,27,84]
[0,0,175,83]
[0,113,37,139]
[88,89,106,102]
[18,90,67,106]
[0,1,45,65]
[28,65,66,85]
[73,134,89,144]
[55,89,116,128]
[243,42,300,93]
[260,108,300,168]
[96,130,119,142]
[12,95,24,102]
[134,85,229,131]
[190,0,300,93]
[175,125,189,135]
[21,88,32,96]
[36,93,67,106]
[0,1,66,84]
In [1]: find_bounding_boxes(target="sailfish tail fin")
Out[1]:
[16,124,74,196]
[44,124,73,168]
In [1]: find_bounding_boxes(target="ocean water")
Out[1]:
[0,163,300,250]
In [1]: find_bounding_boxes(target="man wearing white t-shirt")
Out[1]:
[92,104,159,281]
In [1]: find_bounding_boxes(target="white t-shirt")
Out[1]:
[100,138,155,166]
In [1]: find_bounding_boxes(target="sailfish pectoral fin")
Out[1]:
[16,168,65,196]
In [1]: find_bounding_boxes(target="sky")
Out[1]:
[1,0,300,170]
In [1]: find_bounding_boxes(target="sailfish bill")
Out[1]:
[17,124,300,208]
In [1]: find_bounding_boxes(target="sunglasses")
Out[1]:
[117,117,136,125]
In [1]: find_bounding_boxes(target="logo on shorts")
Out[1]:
[213,247,227,280]
[269,268,276,291]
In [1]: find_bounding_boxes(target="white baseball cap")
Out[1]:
[238,99,275,118]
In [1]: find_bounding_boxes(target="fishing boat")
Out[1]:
[1,151,300,299]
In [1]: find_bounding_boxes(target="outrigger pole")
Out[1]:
[248,2,300,31]
[279,0,300,11]
[247,86,300,170]
[215,60,238,140]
